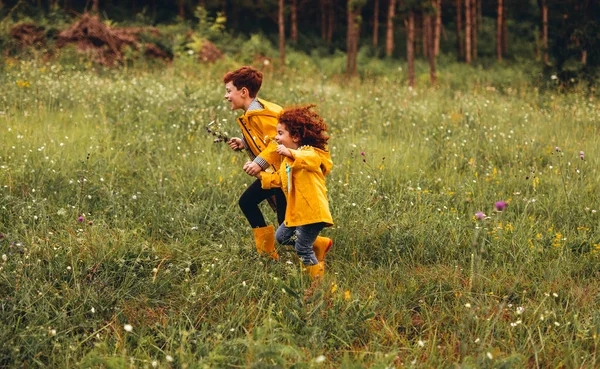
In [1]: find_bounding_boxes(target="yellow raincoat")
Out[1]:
[260,146,333,227]
[237,98,283,169]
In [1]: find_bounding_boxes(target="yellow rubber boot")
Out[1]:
[304,262,325,280]
[253,225,279,260]
[312,237,332,263]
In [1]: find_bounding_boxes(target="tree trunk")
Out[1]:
[92,0,99,13]
[291,0,298,43]
[422,14,428,58]
[456,0,463,60]
[434,0,441,56]
[407,10,415,87]
[424,13,435,85]
[496,0,502,61]
[346,0,360,76]
[373,0,379,46]
[542,0,548,64]
[502,3,508,54]
[279,0,285,65]
[321,0,327,40]
[471,0,477,60]
[465,0,471,63]
[327,0,334,43]
[385,0,396,57]
[178,0,185,19]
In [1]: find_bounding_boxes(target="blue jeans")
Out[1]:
[276,222,326,266]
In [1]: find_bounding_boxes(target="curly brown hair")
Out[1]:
[278,104,330,150]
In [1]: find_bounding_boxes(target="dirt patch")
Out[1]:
[198,39,223,63]
[9,23,46,48]
[55,13,170,66]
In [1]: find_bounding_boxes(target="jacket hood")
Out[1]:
[314,147,333,176]
[245,98,283,118]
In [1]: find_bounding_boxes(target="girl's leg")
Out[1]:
[274,188,287,226]
[239,179,277,228]
[275,223,296,246]
[295,223,326,266]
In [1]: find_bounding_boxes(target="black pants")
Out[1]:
[239,179,287,228]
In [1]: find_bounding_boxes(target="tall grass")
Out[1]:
[1,57,599,368]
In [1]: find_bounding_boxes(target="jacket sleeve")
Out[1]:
[255,115,280,166]
[289,150,322,172]
[256,139,280,168]
[260,172,282,190]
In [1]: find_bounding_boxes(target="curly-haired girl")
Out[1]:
[247,104,333,279]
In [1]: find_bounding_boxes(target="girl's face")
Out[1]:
[275,123,300,149]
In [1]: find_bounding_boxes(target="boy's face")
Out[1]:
[224,81,247,111]
[275,123,300,149]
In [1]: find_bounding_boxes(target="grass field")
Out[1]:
[1,57,600,368]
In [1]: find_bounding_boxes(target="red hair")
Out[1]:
[278,104,330,150]
[222,66,263,98]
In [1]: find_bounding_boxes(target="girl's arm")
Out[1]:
[259,171,282,190]
[288,149,322,172]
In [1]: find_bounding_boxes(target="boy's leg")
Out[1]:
[275,223,296,246]
[295,223,325,266]
[239,179,276,228]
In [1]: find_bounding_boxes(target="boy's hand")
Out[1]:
[227,137,244,151]
[243,161,262,176]
[276,144,292,158]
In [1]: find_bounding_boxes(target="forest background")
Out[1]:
[1,0,600,368]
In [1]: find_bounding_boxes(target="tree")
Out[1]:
[291,0,298,43]
[471,0,477,60]
[386,0,396,57]
[321,0,327,40]
[465,0,471,63]
[347,0,364,75]
[456,0,464,60]
[496,0,502,61]
[279,0,285,65]
[178,0,186,19]
[373,0,379,46]
[433,0,441,56]
[541,0,548,64]
[407,8,415,87]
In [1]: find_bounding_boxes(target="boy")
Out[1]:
[223,66,285,260]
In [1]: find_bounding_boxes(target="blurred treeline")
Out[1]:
[0,0,598,84]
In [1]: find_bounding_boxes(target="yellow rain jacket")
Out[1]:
[238,98,283,170]
[260,146,334,227]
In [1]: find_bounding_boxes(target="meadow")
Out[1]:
[1,56,599,368]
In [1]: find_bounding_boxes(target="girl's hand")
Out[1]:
[276,144,292,158]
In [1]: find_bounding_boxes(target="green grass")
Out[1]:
[1,57,600,368]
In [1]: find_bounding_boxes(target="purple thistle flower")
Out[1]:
[579,151,584,160]
[77,216,84,222]
[495,201,507,211]
[555,147,561,152]
[475,212,486,220]
[361,151,365,156]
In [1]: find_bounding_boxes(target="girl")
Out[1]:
[246,104,333,279]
